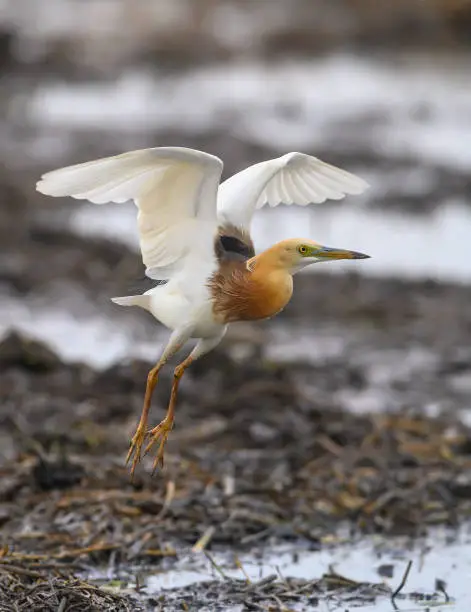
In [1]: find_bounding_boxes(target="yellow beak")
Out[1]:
[315,246,370,260]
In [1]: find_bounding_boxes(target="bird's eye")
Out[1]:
[298,245,308,255]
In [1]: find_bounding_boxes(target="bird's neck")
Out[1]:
[246,252,294,317]
[210,251,294,323]
[247,249,291,277]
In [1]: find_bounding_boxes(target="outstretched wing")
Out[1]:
[217,152,368,230]
[36,147,224,279]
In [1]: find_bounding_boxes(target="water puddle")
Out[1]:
[0,291,165,368]
[90,527,470,610]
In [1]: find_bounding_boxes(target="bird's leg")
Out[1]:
[144,333,226,472]
[126,327,192,478]
[126,362,163,477]
[145,355,193,471]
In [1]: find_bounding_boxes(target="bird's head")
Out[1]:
[258,238,370,275]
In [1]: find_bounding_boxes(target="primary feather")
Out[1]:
[217,152,368,230]
[37,147,223,279]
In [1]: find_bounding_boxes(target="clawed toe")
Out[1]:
[126,426,147,478]
[144,418,174,472]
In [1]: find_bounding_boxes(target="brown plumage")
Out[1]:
[210,226,294,322]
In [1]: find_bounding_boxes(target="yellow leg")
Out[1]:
[144,354,193,472]
[125,328,193,478]
[126,362,162,478]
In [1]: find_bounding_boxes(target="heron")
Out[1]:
[36,147,370,475]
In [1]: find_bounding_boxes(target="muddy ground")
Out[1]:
[1,178,471,608]
[2,287,471,610]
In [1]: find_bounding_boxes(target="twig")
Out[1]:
[192,526,215,552]
[156,480,175,520]
[57,597,67,612]
[275,565,289,589]
[223,473,235,496]
[240,528,272,545]
[270,593,292,611]
[325,565,362,587]
[435,578,450,603]
[391,560,413,602]
[204,551,229,581]
[251,574,278,588]
[142,548,177,557]
[0,563,43,579]
[235,555,251,583]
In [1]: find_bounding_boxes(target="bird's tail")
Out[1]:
[111,295,151,310]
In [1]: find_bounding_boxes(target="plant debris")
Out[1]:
[0,565,142,611]
[154,571,391,611]
[1,319,471,566]
[0,554,449,612]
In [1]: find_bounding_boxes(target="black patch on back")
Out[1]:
[219,235,254,259]
[215,225,255,263]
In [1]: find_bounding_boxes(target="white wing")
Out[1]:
[217,152,368,230]
[36,147,224,278]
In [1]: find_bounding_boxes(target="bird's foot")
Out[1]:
[144,416,174,472]
[126,424,148,478]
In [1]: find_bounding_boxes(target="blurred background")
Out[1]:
[1,0,471,368]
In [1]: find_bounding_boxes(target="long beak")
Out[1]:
[316,245,370,260]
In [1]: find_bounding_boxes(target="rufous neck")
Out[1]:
[247,248,291,276]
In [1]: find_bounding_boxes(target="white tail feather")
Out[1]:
[111,295,151,310]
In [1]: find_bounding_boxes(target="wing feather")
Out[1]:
[301,172,344,201]
[290,168,315,204]
[283,168,308,204]
[37,147,224,278]
[217,151,368,230]
[266,173,279,204]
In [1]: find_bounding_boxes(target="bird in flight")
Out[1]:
[36,147,369,475]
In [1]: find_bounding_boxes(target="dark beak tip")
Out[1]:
[354,252,370,260]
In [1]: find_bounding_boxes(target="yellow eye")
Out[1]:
[298,245,308,255]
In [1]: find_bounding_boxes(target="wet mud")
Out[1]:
[0,554,450,611]
[1,254,471,610]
